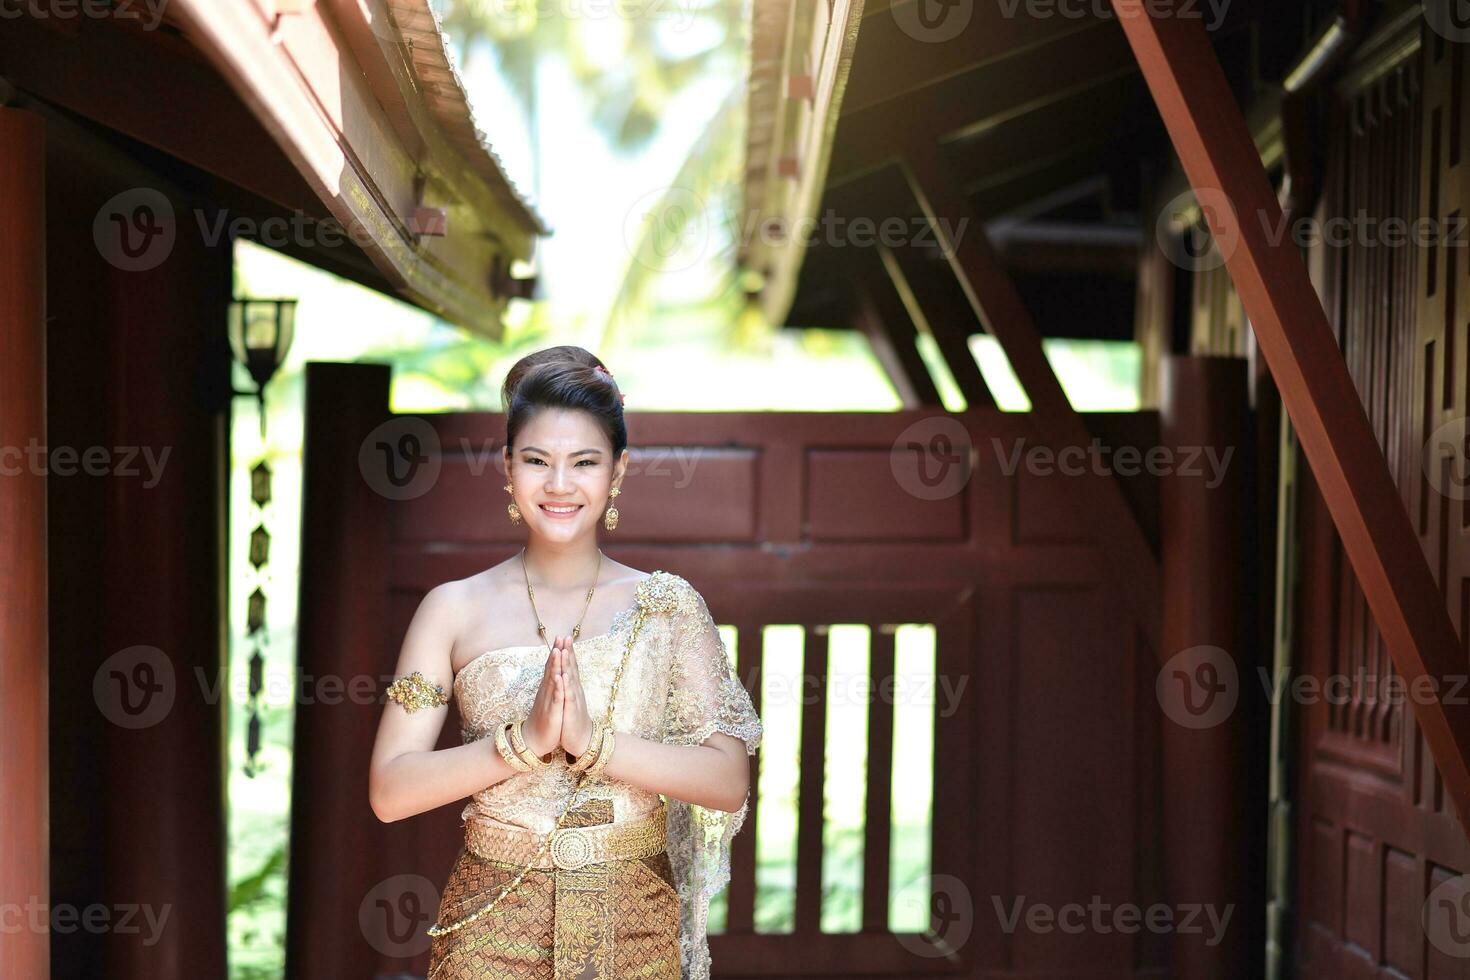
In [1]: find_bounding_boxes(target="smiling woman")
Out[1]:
[367,345,763,980]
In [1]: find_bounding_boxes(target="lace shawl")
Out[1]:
[656,577,764,980]
[450,570,763,979]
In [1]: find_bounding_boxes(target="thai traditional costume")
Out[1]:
[426,570,764,980]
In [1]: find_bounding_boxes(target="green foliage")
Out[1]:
[228,845,288,915]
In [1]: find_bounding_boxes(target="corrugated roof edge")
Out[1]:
[392,0,553,237]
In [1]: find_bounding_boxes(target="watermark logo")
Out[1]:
[894,873,974,958]
[623,186,717,274]
[94,188,176,272]
[990,436,1234,488]
[892,0,973,43]
[1156,645,1237,729]
[1258,665,1470,709]
[0,440,171,486]
[1425,416,1470,501]
[891,417,974,501]
[94,645,175,730]
[0,0,170,30]
[1426,874,1470,958]
[359,417,443,501]
[994,896,1234,946]
[993,0,1231,32]
[0,898,172,944]
[1156,187,1238,273]
[1426,0,1470,44]
[360,874,440,958]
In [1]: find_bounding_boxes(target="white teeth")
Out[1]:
[542,505,580,513]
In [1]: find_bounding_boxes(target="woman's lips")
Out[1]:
[538,503,583,520]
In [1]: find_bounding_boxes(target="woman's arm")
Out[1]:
[592,731,751,813]
[556,630,753,813]
[368,581,560,823]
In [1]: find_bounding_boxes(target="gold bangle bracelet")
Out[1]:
[495,721,533,772]
[509,718,552,769]
[585,727,616,778]
[567,719,604,774]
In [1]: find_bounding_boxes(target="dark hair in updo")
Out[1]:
[501,345,627,457]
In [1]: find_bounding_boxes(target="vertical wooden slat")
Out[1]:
[726,619,765,933]
[0,106,49,980]
[862,626,895,932]
[795,627,829,935]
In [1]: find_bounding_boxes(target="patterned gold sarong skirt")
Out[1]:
[427,798,682,980]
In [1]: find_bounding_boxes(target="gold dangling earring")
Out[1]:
[505,482,523,525]
[603,486,621,530]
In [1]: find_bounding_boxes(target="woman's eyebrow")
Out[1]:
[519,446,603,456]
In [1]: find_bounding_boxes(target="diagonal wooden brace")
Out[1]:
[901,140,1164,656]
[1109,0,1470,836]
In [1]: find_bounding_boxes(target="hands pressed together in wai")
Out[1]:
[517,635,603,764]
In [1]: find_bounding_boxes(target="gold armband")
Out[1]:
[384,671,449,713]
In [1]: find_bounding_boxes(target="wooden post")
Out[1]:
[1158,355,1263,978]
[286,362,393,978]
[98,185,233,979]
[1109,0,1470,837]
[0,106,50,980]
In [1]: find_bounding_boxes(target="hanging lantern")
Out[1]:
[229,298,296,440]
[229,300,294,780]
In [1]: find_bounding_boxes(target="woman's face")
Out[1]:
[505,408,625,542]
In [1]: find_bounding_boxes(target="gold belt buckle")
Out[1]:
[549,826,594,870]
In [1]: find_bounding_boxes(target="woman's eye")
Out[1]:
[577,459,595,466]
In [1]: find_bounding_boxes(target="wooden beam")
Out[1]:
[878,245,996,409]
[846,255,945,408]
[901,139,1163,654]
[1108,0,1470,836]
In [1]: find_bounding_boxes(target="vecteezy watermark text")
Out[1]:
[0,898,172,945]
[0,0,168,30]
[990,437,1234,489]
[1,440,171,487]
[993,896,1234,946]
[995,0,1231,30]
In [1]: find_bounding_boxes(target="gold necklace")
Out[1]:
[519,546,603,654]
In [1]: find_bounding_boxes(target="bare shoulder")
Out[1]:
[416,558,515,626]
[432,557,526,619]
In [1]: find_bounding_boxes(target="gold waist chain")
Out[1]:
[427,603,649,938]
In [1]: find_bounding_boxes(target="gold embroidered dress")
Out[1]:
[428,570,764,980]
